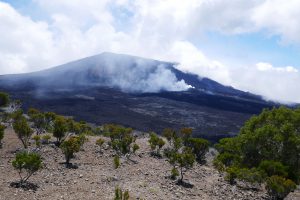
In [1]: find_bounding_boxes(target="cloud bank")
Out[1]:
[1,0,300,102]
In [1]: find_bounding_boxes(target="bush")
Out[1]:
[114,155,120,169]
[13,116,33,149]
[132,143,140,154]
[148,132,165,157]
[77,133,88,148]
[60,136,80,166]
[258,160,289,178]
[168,147,195,183]
[0,124,5,148]
[171,167,179,180]
[266,176,296,200]
[32,135,41,147]
[0,92,9,107]
[53,116,68,144]
[29,111,47,135]
[236,168,264,184]
[12,151,42,185]
[162,128,177,145]
[114,187,130,200]
[213,106,300,197]
[108,125,138,160]
[180,127,192,145]
[41,134,51,144]
[225,166,239,185]
[186,138,209,163]
[96,138,105,148]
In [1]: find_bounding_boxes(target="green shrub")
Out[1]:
[108,125,138,160]
[213,106,300,197]
[60,136,80,166]
[77,133,88,148]
[96,138,105,149]
[13,116,33,149]
[266,175,296,200]
[114,187,129,200]
[41,134,51,144]
[236,168,264,184]
[132,143,140,154]
[258,160,289,178]
[171,167,179,180]
[53,116,68,144]
[225,166,239,185]
[168,147,195,183]
[29,112,47,135]
[12,151,42,185]
[32,135,41,147]
[186,138,209,163]
[162,128,177,145]
[180,127,192,145]
[114,155,120,169]
[148,132,165,156]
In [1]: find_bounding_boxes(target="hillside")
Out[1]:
[0,53,278,141]
[2,127,300,200]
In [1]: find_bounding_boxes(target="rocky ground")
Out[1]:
[0,128,300,200]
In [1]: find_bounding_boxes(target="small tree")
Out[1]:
[12,151,42,186]
[148,132,165,157]
[114,187,130,200]
[162,128,177,146]
[53,116,68,145]
[29,111,47,135]
[186,138,210,163]
[180,127,192,145]
[44,112,56,131]
[0,124,5,148]
[60,136,80,167]
[169,147,195,183]
[13,116,33,149]
[109,125,138,158]
[266,176,296,200]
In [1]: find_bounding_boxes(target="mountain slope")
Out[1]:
[0,52,277,141]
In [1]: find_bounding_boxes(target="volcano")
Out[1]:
[0,52,277,141]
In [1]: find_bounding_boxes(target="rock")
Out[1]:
[79,174,83,178]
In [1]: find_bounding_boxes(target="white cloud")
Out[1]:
[252,0,300,45]
[231,63,300,103]
[1,1,300,102]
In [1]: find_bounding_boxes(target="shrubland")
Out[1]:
[214,107,300,199]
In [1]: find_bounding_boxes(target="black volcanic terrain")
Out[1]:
[0,52,277,141]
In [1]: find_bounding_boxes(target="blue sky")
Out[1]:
[1,0,300,102]
[197,32,300,67]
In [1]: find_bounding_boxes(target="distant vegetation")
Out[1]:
[214,107,300,199]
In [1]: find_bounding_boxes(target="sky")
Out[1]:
[1,0,300,103]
